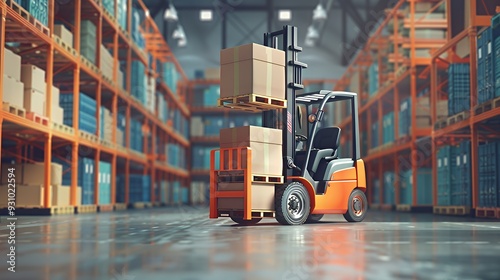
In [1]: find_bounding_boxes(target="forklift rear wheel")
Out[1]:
[229,214,262,226]
[275,182,311,225]
[305,214,324,223]
[343,189,368,222]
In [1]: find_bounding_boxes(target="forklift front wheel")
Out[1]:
[343,189,368,222]
[229,214,262,226]
[275,182,311,225]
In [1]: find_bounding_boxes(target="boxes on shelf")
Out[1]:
[51,86,64,124]
[100,44,114,80]
[102,0,115,15]
[220,126,282,176]
[450,141,472,206]
[80,20,97,64]
[448,63,470,116]
[493,14,500,97]
[21,64,46,93]
[161,62,179,94]
[130,118,143,152]
[23,89,45,115]
[98,161,112,205]
[1,162,62,186]
[220,43,285,99]
[190,181,207,204]
[204,68,220,80]
[191,117,204,137]
[203,116,226,136]
[4,48,21,80]
[54,24,74,47]
[478,142,499,207]
[0,185,45,207]
[17,0,48,26]
[437,145,456,206]
[181,187,189,204]
[171,181,181,204]
[368,62,378,96]
[117,0,127,30]
[60,92,97,134]
[477,27,494,104]
[399,168,432,205]
[131,61,147,103]
[146,76,156,113]
[203,85,220,107]
[159,181,170,204]
[100,107,113,141]
[382,112,394,144]
[121,174,150,203]
[192,145,219,170]
[2,75,24,108]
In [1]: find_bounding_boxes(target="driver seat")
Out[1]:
[295,127,341,176]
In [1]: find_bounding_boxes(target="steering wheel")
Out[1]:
[296,134,308,142]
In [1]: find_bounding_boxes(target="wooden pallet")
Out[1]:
[102,7,117,23]
[395,135,411,145]
[51,122,74,135]
[75,205,97,214]
[101,74,115,87]
[433,206,471,216]
[80,56,101,75]
[218,210,276,218]
[218,171,284,184]
[79,131,99,143]
[26,112,49,125]
[131,202,146,209]
[218,94,287,112]
[447,111,469,126]
[99,139,115,148]
[0,205,74,215]
[474,99,493,115]
[3,102,26,117]
[396,204,411,212]
[53,34,78,57]
[434,117,448,130]
[98,205,114,212]
[5,0,50,36]
[114,203,128,211]
[475,208,499,218]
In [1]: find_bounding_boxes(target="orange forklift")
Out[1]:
[210,26,367,225]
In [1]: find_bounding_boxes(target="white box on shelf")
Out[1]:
[4,48,22,80]
[2,75,24,108]
[23,89,46,116]
[21,64,46,93]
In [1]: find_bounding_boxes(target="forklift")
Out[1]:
[210,25,367,225]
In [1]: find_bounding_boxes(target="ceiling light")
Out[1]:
[313,3,327,21]
[172,25,186,40]
[178,38,187,47]
[279,10,291,21]
[306,26,319,39]
[164,3,178,22]
[200,10,213,21]
[305,38,315,47]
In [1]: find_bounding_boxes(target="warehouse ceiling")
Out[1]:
[143,0,394,80]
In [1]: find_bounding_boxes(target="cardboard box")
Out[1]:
[52,185,70,206]
[456,36,470,58]
[22,162,63,186]
[190,117,204,137]
[0,185,47,207]
[54,24,74,47]
[52,106,64,124]
[1,163,24,185]
[437,100,448,117]
[220,126,282,175]
[217,183,274,210]
[4,48,21,80]
[21,64,46,93]
[24,89,46,115]
[204,67,220,80]
[52,85,60,107]
[416,116,431,128]
[220,43,285,99]
[2,75,24,108]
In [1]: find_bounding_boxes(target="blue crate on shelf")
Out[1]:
[98,161,112,205]
[60,93,97,135]
[383,172,395,205]
[398,98,411,137]
[477,27,495,104]
[448,63,470,116]
[478,142,500,207]
[492,14,500,97]
[18,0,48,26]
[399,168,432,205]
[449,141,472,206]
[368,62,379,96]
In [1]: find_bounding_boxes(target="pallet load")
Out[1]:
[220,43,285,101]
[51,85,64,124]
[0,162,81,208]
[3,49,25,112]
[21,64,46,116]
[53,24,74,48]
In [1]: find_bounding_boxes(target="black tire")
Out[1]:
[305,214,324,223]
[275,182,311,225]
[229,213,262,226]
[343,189,368,222]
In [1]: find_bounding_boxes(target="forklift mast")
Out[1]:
[262,26,307,178]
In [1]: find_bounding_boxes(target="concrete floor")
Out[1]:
[1,207,500,280]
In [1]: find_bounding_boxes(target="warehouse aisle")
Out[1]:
[1,209,499,280]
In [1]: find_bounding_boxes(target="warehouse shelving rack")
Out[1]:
[334,0,450,211]
[430,0,499,217]
[0,0,190,213]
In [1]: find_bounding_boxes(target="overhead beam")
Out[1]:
[342,0,391,65]
[173,4,346,11]
[338,0,365,30]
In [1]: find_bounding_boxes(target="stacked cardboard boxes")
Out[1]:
[21,64,46,116]
[3,49,24,108]
[54,24,74,47]
[100,107,113,141]
[220,43,285,99]
[146,76,156,113]
[51,85,64,124]
[100,45,114,81]
[0,162,81,207]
